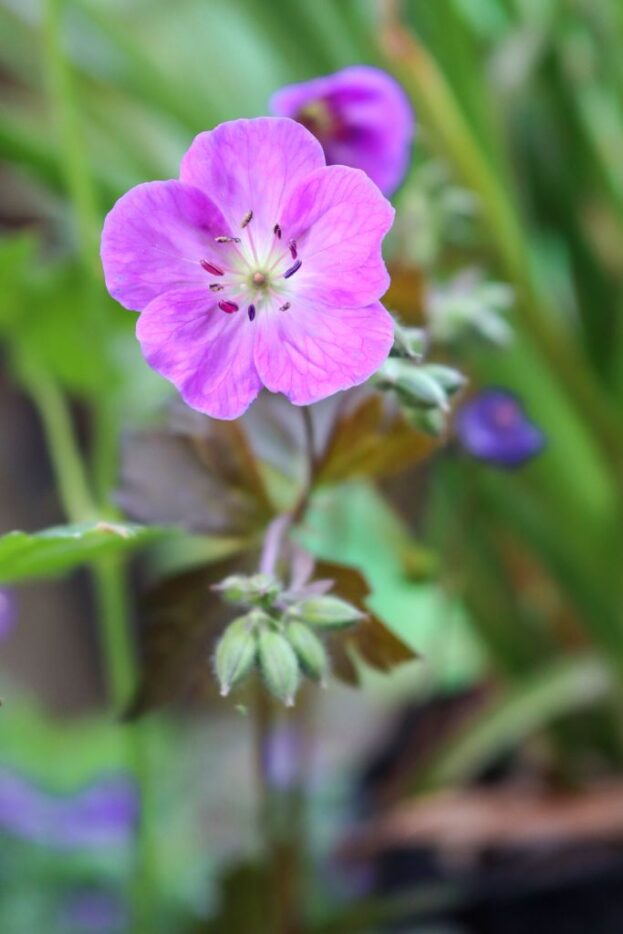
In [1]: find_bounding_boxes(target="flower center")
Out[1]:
[491,400,519,429]
[199,210,304,321]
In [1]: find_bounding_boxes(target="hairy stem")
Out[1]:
[254,406,319,933]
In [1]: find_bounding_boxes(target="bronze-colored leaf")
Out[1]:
[126,553,255,718]
[384,263,426,324]
[315,560,418,686]
[315,391,440,484]
[116,404,275,537]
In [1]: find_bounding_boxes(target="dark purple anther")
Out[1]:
[241,210,253,228]
[209,283,224,292]
[280,302,291,311]
[248,304,256,321]
[273,223,282,239]
[284,259,302,279]
[288,239,298,259]
[200,260,224,276]
[215,235,241,244]
[218,300,239,314]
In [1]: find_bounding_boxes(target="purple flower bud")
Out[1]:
[456,389,545,468]
[270,66,414,196]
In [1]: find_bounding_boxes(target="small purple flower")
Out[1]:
[0,589,15,640]
[101,117,395,420]
[0,768,138,849]
[270,66,414,196]
[456,389,545,467]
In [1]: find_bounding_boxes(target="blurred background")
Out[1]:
[2,0,623,931]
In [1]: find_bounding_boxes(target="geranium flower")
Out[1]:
[456,389,545,467]
[101,117,395,420]
[270,66,414,196]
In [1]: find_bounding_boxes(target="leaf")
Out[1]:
[0,522,164,584]
[315,560,418,686]
[383,263,426,325]
[315,391,440,484]
[116,405,275,538]
[126,553,256,718]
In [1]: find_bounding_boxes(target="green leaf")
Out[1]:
[0,522,166,583]
[420,654,613,789]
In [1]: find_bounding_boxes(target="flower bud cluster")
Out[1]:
[213,575,364,706]
[426,271,514,347]
[376,325,467,437]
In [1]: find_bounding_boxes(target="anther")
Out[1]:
[241,210,253,228]
[215,236,241,244]
[248,304,256,321]
[218,300,239,314]
[283,259,302,279]
[280,302,291,312]
[288,239,298,259]
[200,260,224,275]
[273,223,282,239]
[209,283,224,292]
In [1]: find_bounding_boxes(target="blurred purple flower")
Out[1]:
[61,890,127,933]
[0,590,15,640]
[101,117,395,420]
[270,66,414,196]
[456,389,545,467]
[0,768,138,849]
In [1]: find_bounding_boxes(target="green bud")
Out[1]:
[392,324,427,360]
[422,363,467,395]
[291,595,364,630]
[257,629,300,706]
[408,407,447,437]
[379,359,448,411]
[286,622,330,685]
[214,615,258,697]
[215,573,281,607]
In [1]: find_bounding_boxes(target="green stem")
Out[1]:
[41,2,158,927]
[42,0,101,278]
[18,359,95,524]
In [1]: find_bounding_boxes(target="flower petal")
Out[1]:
[179,117,325,232]
[279,165,394,307]
[101,181,231,312]
[253,300,394,405]
[136,289,262,419]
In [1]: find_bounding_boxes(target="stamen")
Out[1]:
[288,239,298,259]
[215,236,241,244]
[283,259,302,279]
[200,260,224,275]
[241,210,253,228]
[218,300,239,314]
[280,302,291,312]
[273,223,282,239]
[209,283,224,292]
[252,271,266,286]
[248,304,256,321]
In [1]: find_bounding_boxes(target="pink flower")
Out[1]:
[101,118,395,420]
[270,67,414,196]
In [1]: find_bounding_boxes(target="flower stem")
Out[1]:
[253,406,319,933]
